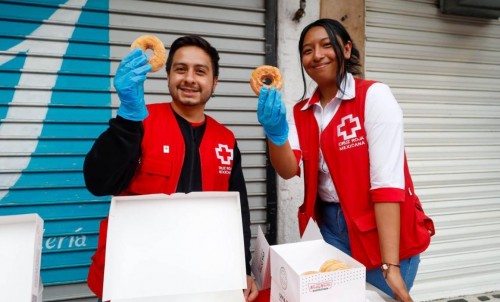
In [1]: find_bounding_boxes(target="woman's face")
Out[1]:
[301,26,351,87]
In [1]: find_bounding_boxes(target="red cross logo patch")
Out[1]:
[215,144,233,165]
[337,114,361,140]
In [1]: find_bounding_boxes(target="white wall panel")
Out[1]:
[366,0,500,300]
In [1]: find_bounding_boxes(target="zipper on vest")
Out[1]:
[187,126,196,191]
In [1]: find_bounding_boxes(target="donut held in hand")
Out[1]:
[130,35,167,72]
[250,65,283,96]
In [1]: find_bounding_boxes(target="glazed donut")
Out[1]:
[319,259,349,272]
[130,35,167,73]
[301,271,319,276]
[250,65,283,96]
[322,262,349,272]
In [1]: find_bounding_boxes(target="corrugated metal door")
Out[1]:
[0,0,111,299]
[0,0,272,300]
[365,0,500,301]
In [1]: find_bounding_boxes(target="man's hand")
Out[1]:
[244,275,259,302]
[114,48,152,121]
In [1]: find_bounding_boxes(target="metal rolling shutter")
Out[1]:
[365,0,500,300]
[0,0,112,300]
[0,0,272,300]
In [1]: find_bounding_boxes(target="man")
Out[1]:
[84,35,258,302]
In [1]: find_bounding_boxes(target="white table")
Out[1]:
[366,283,394,302]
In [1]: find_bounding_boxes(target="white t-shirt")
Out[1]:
[288,73,405,202]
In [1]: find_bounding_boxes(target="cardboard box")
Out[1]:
[251,226,271,290]
[270,239,366,302]
[253,219,392,302]
[102,192,247,302]
[267,279,393,302]
[0,213,44,302]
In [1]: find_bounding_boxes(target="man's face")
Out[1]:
[168,46,218,107]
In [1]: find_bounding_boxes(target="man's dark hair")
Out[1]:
[166,35,220,78]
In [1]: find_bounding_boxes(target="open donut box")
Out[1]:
[0,213,44,302]
[102,192,248,302]
[252,219,391,302]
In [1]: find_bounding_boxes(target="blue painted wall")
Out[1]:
[0,0,112,285]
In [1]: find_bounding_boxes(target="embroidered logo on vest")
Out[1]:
[337,114,361,140]
[215,144,233,175]
[337,114,366,151]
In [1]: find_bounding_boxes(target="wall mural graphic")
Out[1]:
[0,0,112,285]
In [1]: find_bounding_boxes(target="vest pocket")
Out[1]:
[413,195,435,236]
[352,211,380,267]
[128,156,172,194]
[397,193,434,261]
[353,211,377,232]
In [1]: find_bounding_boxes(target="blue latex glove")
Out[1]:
[115,48,152,121]
[257,86,289,146]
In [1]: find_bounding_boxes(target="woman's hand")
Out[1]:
[385,267,413,302]
[257,86,288,146]
[244,275,259,302]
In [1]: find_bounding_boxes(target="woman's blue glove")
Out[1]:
[114,48,152,121]
[257,86,289,146]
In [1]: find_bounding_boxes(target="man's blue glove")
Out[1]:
[115,48,152,121]
[257,86,289,146]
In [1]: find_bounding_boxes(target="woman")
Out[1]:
[257,19,434,301]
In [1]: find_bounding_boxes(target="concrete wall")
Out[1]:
[321,0,366,75]
[275,0,368,244]
[276,0,320,244]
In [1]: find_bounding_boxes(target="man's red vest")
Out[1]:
[88,103,236,298]
[294,78,435,269]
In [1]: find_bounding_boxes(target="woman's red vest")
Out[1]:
[88,103,236,298]
[293,78,435,269]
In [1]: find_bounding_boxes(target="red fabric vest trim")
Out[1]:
[88,103,236,298]
[293,78,435,269]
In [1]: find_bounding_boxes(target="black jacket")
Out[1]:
[84,112,253,274]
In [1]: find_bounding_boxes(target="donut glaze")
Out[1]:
[319,259,349,272]
[130,35,167,72]
[250,65,283,95]
[301,271,320,275]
